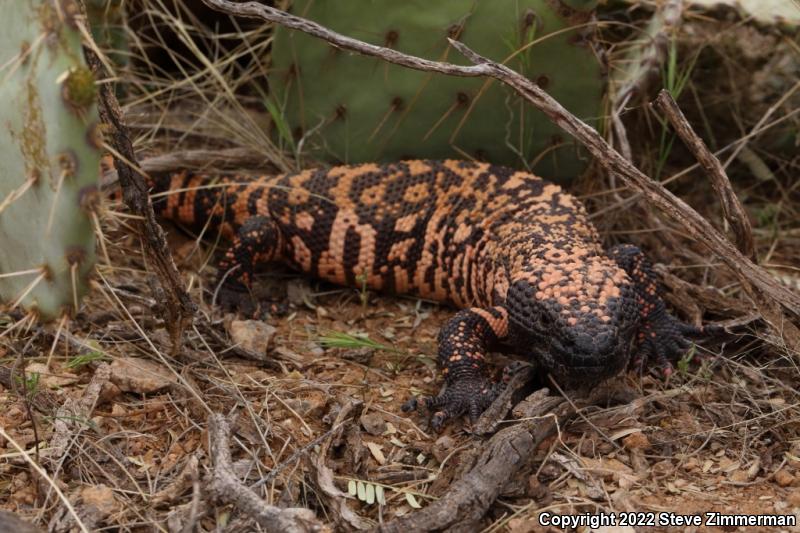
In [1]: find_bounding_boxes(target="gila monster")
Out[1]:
[148,159,712,429]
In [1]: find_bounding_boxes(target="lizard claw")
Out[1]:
[633,310,718,377]
[424,378,501,432]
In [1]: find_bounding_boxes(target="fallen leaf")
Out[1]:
[25,363,79,388]
[365,442,386,465]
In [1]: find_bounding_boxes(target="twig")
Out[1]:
[380,402,570,532]
[251,422,344,489]
[472,362,536,436]
[152,456,200,506]
[653,90,755,260]
[207,413,322,533]
[82,33,196,354]
[721,79,800,169]
[198,0,800,353]
[311,398,372,531]
[100,147,276,189]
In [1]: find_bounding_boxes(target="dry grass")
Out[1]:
[1,1,799,531]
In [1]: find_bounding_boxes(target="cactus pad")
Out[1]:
[0,0,101,319]
[270,0,605,182]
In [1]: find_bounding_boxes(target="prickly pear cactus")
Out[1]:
[270,0,605,182]
[0,0,101,319]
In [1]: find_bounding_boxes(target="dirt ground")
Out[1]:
[1,212,799,531]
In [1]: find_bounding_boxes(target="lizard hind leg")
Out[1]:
[608,244,715,376]
[215,215,282,315]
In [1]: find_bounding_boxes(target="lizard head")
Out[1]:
[506,257,640,384]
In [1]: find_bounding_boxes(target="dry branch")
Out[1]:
[199,0,800,353]
[472,362,537,435]
[653,90,755,260]
[100,148,276,189]
[614,0,684,110]
[380,403,569,532]
[207,413,322,532]
[84,44,196,353]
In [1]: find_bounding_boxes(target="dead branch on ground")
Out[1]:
[380,396,570,532]
[207,413,322,532]
[83,29,196,353]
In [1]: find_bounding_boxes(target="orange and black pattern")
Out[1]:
[149,160,709,429]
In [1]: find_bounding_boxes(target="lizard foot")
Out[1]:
[415,378,502,432]
[632,310,721,377]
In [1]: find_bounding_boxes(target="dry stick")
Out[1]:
[199,0,800,353]
[653,90,755,261]
[83,48,196,354]
[100,147,274,189]
[380,409,568,533]
[207,414,322,533]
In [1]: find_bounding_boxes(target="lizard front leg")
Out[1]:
[609,244,715,375]
[215,215,282,315]
[424,306,510,431]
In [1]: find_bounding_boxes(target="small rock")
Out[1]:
[651,459,673,477]
[506,517,540,533]
[579,456,634,481]
[360,412,387,436]
[538,463,562,483]
[729,469,749,483]
[80,484,119,519]
[683,457,700,472]
[0,511,41,533]
[432,435,456,464]
[306,342,325,357]
[622,432,650,451]
[302,391,329,418]
[229,320,276,355]
[787,489,800,507]
[774,468,796,487]
[25,363,79,389]
[109,357,176,394]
